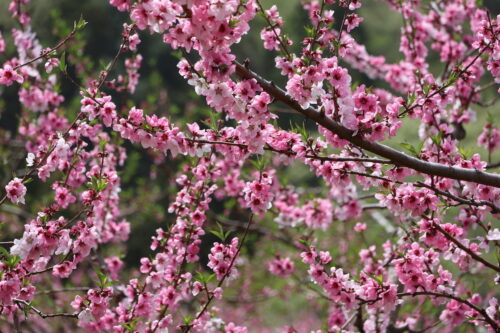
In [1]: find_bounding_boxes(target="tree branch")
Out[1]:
[432,222,500,273]
[234,62,500,188]
[183,214,254,333]
[186,138,392,164]
[397,292,498,330]
[14,299,78,319]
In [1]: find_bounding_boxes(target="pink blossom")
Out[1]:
[268,256,295,277]
[109,0,130,12]
[0,32,5,52]
[5,177,27,204]
[44,57,59,73]
[104,256,124,280]
[303,199,333,230]
[0,64,23,86]
[354,222,366,232]
[208,237,239,281]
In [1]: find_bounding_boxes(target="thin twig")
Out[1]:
[432,222,500,273]
[13,28,78,70]
[186,138,393,164]
[398,292,498,330]
[183,214,254,333]
[255,0,292,60]
[14,299,78,319]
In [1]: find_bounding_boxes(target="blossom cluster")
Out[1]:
[0,0,499,332]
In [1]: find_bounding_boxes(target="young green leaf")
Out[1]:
[399,142,418,156]
[59,51,67,72]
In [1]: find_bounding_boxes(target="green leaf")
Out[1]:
[183,316,193,325]
[74,14,88,30]
[487,112,494,124]
[105,280,120,287]
[7,254,21,267]
[304,25,314,37]
[458,146,472,159]
[366,272,384,285]
[250,155,266,172]
[0,246,10,258]
[99,138,107,149]
[416,140,425,155]
[195,272,215,284]
[399,142,418,156]
[59,51,67,72]
[195,271,206,283]
[229,19,239,29]
[119,323,132,331]
[206,273,215,283]
[407,93,416,106]
[209,222,228,242]
[119,318,140,332]
[446,69,460,86]
[88,176,108,192]
[93,269,119,288]
[296,238,309,247]
[97,270,108,286]
[332,40,340,54]
[209,228,222,241]
[430,132,442,147]
[105,60,113,72]
[201,112,221,131]
[22,301,33,317]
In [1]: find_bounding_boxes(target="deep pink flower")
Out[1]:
[5,177,27,204]
[0,64,23,86]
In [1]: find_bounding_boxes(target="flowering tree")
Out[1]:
[0,0,499,332]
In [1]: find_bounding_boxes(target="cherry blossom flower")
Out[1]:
[5,177,27,204]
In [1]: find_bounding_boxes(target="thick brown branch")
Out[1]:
[486,161,500,170]
[234,62,500,188]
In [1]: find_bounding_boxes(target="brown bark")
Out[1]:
[234,62,500,189]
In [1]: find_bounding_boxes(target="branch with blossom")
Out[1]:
[0,0,499,332]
